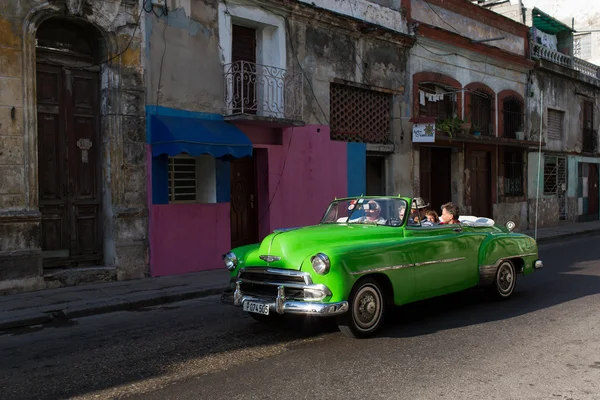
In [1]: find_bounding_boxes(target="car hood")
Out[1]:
[243,223,400,270]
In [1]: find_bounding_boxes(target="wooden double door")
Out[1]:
[36,62,103,268]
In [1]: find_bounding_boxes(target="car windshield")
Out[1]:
[320,197,409,226]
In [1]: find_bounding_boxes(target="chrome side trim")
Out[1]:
[350,257,466,275]
[479,252,538,271]
[349,263,413,275]
[414,257,465,267]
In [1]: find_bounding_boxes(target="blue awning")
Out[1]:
[149,114,253,159]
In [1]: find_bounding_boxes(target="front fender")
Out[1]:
[298,239,415,304]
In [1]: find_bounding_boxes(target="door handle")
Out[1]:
[453,227,463,233]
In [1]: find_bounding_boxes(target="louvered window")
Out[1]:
[547,109,564,140]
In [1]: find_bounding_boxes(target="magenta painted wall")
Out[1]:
[244,125,348,238]
[146,125,347,277]
[149,203,231,276]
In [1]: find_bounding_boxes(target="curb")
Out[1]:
[0,285,228,332]
[532,228,600,245]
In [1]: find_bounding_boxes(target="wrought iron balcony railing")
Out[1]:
[531,41,600,81]
[582,128,598,154]
[223,61,304,121]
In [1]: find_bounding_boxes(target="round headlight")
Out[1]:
[223,252,238,271]
[311,253,330,275]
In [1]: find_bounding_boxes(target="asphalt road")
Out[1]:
[1,234,600,400]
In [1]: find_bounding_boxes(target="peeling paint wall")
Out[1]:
[0,0,148,293]
[528,69,600,154]
[146,2,223,113]
[411,0,526,55]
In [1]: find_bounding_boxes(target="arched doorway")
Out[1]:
[36,18,104,269]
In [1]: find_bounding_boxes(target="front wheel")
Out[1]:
[490,260,517,299]
[337,277,386,339]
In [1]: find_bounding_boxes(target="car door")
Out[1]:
[408,224,472,298]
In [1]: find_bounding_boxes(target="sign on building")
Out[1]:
[411,119,436,143]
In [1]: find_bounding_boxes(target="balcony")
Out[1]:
[531,41,600,81]
[223,61,304,127]
[582,129,598,154]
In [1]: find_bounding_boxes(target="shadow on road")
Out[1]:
[2,236,599,400]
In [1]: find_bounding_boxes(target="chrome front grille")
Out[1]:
[237,268,311,300]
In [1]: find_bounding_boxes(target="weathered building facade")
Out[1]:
[144,0,415,276]
[407,0,535,230]
[0,0,148,293]
[476,0,600,228]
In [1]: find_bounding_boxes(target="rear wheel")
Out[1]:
[337,277,386,339]
[490,260,516,299]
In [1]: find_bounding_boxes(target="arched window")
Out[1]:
[418,83,457,122]
[36,18,102,63]
[470,89,493,136]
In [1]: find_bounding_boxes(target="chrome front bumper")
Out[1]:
[232,282,348,316]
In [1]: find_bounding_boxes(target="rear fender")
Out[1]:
[477,234,538,285]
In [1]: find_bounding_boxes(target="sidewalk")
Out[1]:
[0,269,231,331]
[2,220,600,332]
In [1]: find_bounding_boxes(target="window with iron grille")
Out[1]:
[543,155,566,195]
[418,83,456,122]
[470,89,493,136]
[547,108,564,140]
[503,149,524,196]
[502,97,523,139]
[168,157,198,202]
[330,83,392,144]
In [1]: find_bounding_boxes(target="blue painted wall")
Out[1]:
[347,142,366,197]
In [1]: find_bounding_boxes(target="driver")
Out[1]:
[351,200,386,224]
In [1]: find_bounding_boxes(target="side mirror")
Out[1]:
[506,221,515,232]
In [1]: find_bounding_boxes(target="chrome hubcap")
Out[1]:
[353,285,382,331]
[498,263,514,294]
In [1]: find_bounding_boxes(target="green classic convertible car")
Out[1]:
[222,196,543,338]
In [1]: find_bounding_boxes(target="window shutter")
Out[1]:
[547,109,563,140]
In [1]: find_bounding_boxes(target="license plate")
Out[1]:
[243,300,270,315]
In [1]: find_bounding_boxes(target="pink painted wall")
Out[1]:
[243,125,348,238]
[146,126,348,277]
[149,203,231,276]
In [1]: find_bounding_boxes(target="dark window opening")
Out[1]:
[502,97,523,139]
[418,83,456,122]
[231,24,257,115]
[583,100,597,153]
[503,149,524,196]
[471,89,493,136]
[36,18,102,62]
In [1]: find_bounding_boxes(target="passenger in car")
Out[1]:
[440,202,460,225]
[425,210,440,224]
[410,197,433,226]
